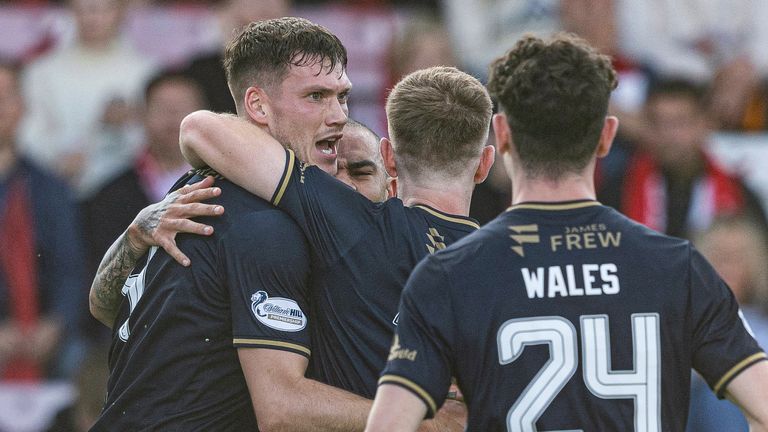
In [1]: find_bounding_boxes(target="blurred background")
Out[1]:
[0,0,767,430]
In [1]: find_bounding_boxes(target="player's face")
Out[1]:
[0,67,23,147]
[267,61,351,175]
[334,127,388,202]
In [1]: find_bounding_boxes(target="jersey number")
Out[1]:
[497,314,660,432]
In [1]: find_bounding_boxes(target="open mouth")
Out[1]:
[315,137,340,158]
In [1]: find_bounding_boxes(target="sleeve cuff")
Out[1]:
[378,374,437,418]
[271,149,295,206]
[713,352,768,398]
[233,337,310,359]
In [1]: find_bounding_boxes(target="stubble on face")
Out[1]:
[264,60,351,175]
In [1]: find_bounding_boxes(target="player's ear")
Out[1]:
[474,144,496,184]
[380,137,397,178]
[493,113,512,156]
[386,176,398,198]
[596,116,618,158]
[243,86,270,126]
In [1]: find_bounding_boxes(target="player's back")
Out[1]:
[402,200,764,431]
[307,200,479,397]
[93,171,310,431]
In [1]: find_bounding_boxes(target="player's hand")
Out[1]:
[418,399,466,432]
[126,176,224,266]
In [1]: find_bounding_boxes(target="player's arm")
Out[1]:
[89,178,223,327]
[239,348,371,431]
[365,384,426,432]
[724,361,768,431]
[180,111,286,202]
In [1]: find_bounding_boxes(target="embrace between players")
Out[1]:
[87,17,768,432]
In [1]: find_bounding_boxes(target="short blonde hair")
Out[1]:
[386,66,492,181]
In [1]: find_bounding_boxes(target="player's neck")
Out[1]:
[399,179,473,216]
[511,171,596,205]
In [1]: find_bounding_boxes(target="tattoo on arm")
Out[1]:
[89,230,146,327]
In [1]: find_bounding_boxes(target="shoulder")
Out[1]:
[221,206,309,260]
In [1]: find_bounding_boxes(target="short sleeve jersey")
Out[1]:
[381,200,766,431]
[269,150,479,397]
[92,169,312,431]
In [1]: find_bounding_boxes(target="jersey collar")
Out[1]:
[506,199,601,212]
[413,205,480,229]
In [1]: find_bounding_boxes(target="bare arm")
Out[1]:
[365,384,426,432]
[88,178,223,327]
[180,111,287,202]
[724,360,768,432]
[238,348,371,431]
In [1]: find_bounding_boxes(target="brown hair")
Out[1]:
[386,66,492,180]
[488,33,617,178]
[223,17,347,113]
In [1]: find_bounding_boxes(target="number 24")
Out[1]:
[497,314,661,432]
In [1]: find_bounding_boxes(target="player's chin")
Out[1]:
[312,153,338,175]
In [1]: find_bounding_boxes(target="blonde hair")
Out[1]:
[385,66,491,182]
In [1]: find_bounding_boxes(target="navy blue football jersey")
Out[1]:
[92,169,312,431]
[381,200,766,431]
[269,149,478,397]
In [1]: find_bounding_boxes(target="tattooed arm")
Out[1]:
[89,177,225,327]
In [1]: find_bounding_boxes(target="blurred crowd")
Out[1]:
[0,0,767,430]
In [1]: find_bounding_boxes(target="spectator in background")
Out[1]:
[0,61,86,381]
[598,78,768,240]
[45,346,109,432]
[19,0,154,196]
[617,0,768,130]
[185,0,291,113]
[388,13,457,84]
[686,214,768,432]
[80,70,204,341]
[441,0,616,78]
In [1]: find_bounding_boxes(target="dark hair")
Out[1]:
[143,69,204,104]
[488,33,617,178]
[223,17,347,113]
[645,77,707,107]
[347,118,381,142]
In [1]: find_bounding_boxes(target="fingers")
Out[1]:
[163,218,215,236]
[177,187,222,205]
[168,202,224,221]
[177,176,215,195]
[159,239,191,267]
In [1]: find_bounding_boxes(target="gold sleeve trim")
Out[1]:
[414,205,480,229]
[272,149,295,206]
[378,374,437,414]
[507,201,601,212]
[714,352,768,395]
[233,338,311,356]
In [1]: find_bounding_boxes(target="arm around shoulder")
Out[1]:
[179,110,287,201]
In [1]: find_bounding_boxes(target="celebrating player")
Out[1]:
[365,33,768,432]
[88,18,375,430]
[179,65,493,418]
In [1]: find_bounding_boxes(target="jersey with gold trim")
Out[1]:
[381,200,766,431]
[92,170,311,431]
[270,149,479,397]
